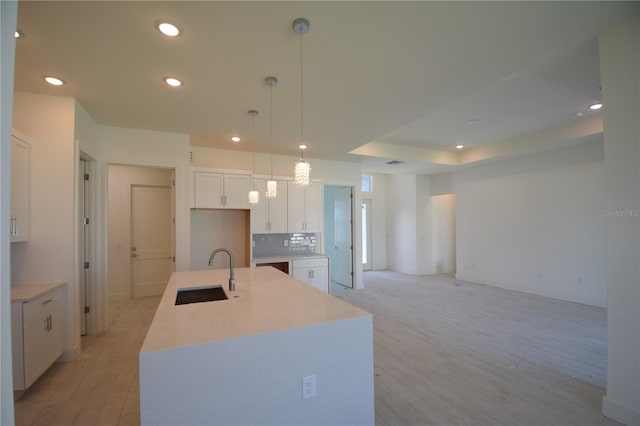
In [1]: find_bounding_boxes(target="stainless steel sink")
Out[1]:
[175,286,228,305]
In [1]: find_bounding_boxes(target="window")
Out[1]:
[361,175,373,193]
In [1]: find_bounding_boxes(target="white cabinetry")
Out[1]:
[12,285,63,390]
[11,133,30,242]
[287,181,323,233]
[292,257,329,293]
[250,178,288,234]
[192,170,251,209]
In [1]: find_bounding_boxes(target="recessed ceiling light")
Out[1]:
[574,112,584,117]
[231,136,241,142]
[44,76,64,86]
[157,22,181,37]
[164,77,182,87]
[589,103,603,110]
[15,30,21,38]
[298,144,307,150]
[456,144,464,150]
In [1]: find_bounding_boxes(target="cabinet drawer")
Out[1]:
[23,288,61,321]
[292,257,328,269]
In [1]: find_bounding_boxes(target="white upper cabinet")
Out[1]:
[11,132,30,242]
[287,181,323,233]
[192,170,251,209]
[250,179,288,234]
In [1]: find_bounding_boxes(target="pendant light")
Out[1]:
[293,17,311,187]
[248,109,259,204]
[265,76,278,198]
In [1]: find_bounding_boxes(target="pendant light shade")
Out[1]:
[266,180,278,198]
[265,76,278,198]
[293,18,311,186]
[248,109,259,205]
[294,144,311,187]
[248,189,259,204]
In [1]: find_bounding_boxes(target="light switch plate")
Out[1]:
[302,375,316,399]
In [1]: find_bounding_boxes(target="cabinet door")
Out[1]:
[193,172,224,208]
[250,179,269,233]
[11,135,30,242]
[292,267,312,285]
[223,174,251,209]
[287,181,305,233]
[304,183,324,233]
[310,266,329,293]
[25,300,61,388]
[287,182,323,233]
[268,180,288,233]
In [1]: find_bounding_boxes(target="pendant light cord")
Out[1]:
[251,113,256,188]
[299,28,304,157]
[270,82,274,179]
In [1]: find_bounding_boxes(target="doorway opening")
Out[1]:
[107,165,175,300]
[324,185,354,288]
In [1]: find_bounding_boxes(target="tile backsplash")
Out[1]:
[253,233,319,257]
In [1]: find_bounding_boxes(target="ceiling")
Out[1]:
[13,1,639,174]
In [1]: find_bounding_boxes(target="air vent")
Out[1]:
[386,160,404,165]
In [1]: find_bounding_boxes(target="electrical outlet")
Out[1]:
[302,375,316,399]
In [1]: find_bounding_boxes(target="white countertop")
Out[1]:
[11,282,66,302]
[140,267,369,354]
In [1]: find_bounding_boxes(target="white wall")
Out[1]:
[95,125,190,273]
[364,173,387,270]
[12,92,81,360]
[385,174,455,275]
[431,194,456,273]
[107,165,173,301]
[454,139,606,307]
[386,175,419,274]
[190,209,249,270]
[1,2,18,423]
[600,15,640,426]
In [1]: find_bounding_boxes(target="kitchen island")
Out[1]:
[139,266,374,426]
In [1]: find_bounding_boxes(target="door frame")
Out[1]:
[324,185,355,289]
[78,153,97,335]
[362,198,373,271]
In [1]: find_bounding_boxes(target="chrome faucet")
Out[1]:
[208,248,236,291]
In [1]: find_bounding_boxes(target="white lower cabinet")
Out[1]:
[12,286,63,390]
[292,257,329,293]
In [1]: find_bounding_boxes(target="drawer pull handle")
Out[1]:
[42,299,53,305]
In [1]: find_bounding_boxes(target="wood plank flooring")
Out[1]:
[14,271,615,426]
[332,271,616,426]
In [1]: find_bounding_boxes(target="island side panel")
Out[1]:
[140,315,374,426]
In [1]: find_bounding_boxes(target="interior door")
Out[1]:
[334,187,353,287]
[131,185,174,298]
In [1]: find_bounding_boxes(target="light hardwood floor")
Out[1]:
[333,271,616,426]
[14,271,615,426]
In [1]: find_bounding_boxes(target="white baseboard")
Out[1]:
[603,396,640,426]
[59,343,81,362]
[109,292,129,302]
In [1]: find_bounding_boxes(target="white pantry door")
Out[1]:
[334,186,353,287]
[131,185,174,298]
